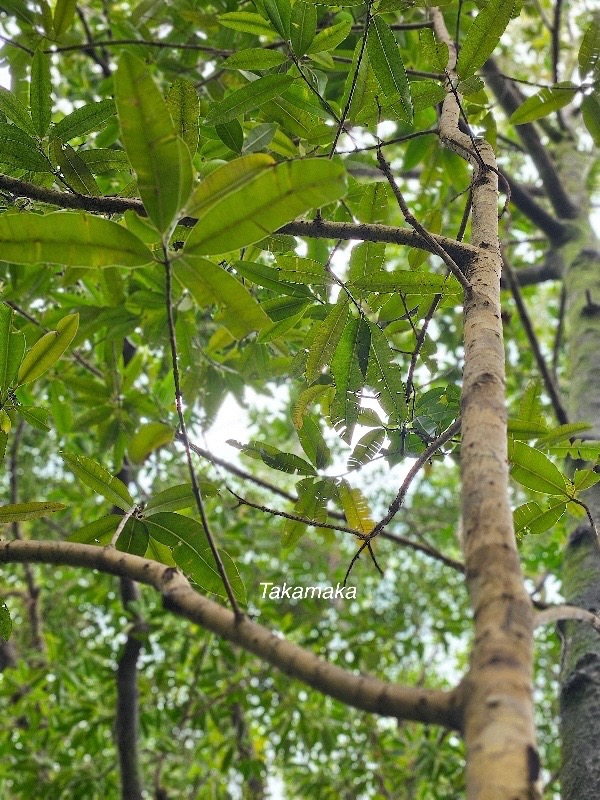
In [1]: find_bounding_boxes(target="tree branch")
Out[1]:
[0,174,479,266]
[116,578,145,800]
[535,604,600,632]
[502,255,568,424]
[0,540,462,728]
[481,59,579,220]
[504,174,570,245]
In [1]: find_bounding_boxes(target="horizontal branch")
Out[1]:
[0,539,462,728]
[535,604,600,632]
[0,174,479,265]
[504,174,570,245]
[280,220,478,267]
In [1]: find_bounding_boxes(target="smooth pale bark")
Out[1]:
[0,539,462,728]
[433,10,539,799]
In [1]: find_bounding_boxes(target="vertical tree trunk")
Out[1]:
[432,10,540,797]
[558,150,600,796]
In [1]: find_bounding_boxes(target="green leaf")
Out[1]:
[307,20,351,54]
[116,517,149,557]
[174,256,271,338]
[292,383,330,429]
[419,28,449,71]
[233,260,311,298]
[30,49,52,136]
[218,11,276,37]
[518,380,545,425]
[367,323,407,424]
[264,0,291,38]
[0,501,66,523]
[223,49,288,71]
[50,140,101,195]
[51,99,116,142]
[0,87,35,134]
[183,158,347,256]
[507,418,549,439]
[582,93,600,147]
[513,500,566,536]
[291,1,317,57]
[205,74,296,127]
[579,18,600,79]
[456,0,517,79]
[283,477,330,549]
[228,439,316,475]
[17,405,50,431]
[166,78,200,155]
[128,422,174,464]
[410,80,446,113]
[348,428,385,471]
[509,83,577,125]
[297,416,331,469]
[330,317,366,444]
[306,295,350,384]
[17,312,78,385]
[367,16,412,123]
[144,485,197,516]
[61,452,134,511]
[185,153,274,217]
[0,211,153,267]
[0,305,25,391]
[79,148,130,173]
[215,120,244,153]
[0,123,52,171]
[53,0,77,35]
[145,512,246,602]
[67,514,121,544]
[573,468,600,493]
[115,52,193,233]
[0,601,11,640]
[508,440,569,496]
[351,271,462,295]
[276,255,330,285]
[337,479,374,533]
[534,422,591,447]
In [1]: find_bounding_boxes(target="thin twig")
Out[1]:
[344,419,461,583]
[551,0,564,84]
[330,2,373,156]
[371,418,461,538]
[179,435,465,573]
[502,256,568,425]
[163,252,242,618]
[376,149,471,291]
[552,285,566,378]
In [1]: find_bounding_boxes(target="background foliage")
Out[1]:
[0,0,596,797]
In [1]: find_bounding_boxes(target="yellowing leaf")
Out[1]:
[337,479,374,534]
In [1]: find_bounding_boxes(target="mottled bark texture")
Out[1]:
[433,9,539,799]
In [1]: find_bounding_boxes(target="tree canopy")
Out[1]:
[0,0,597,798]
